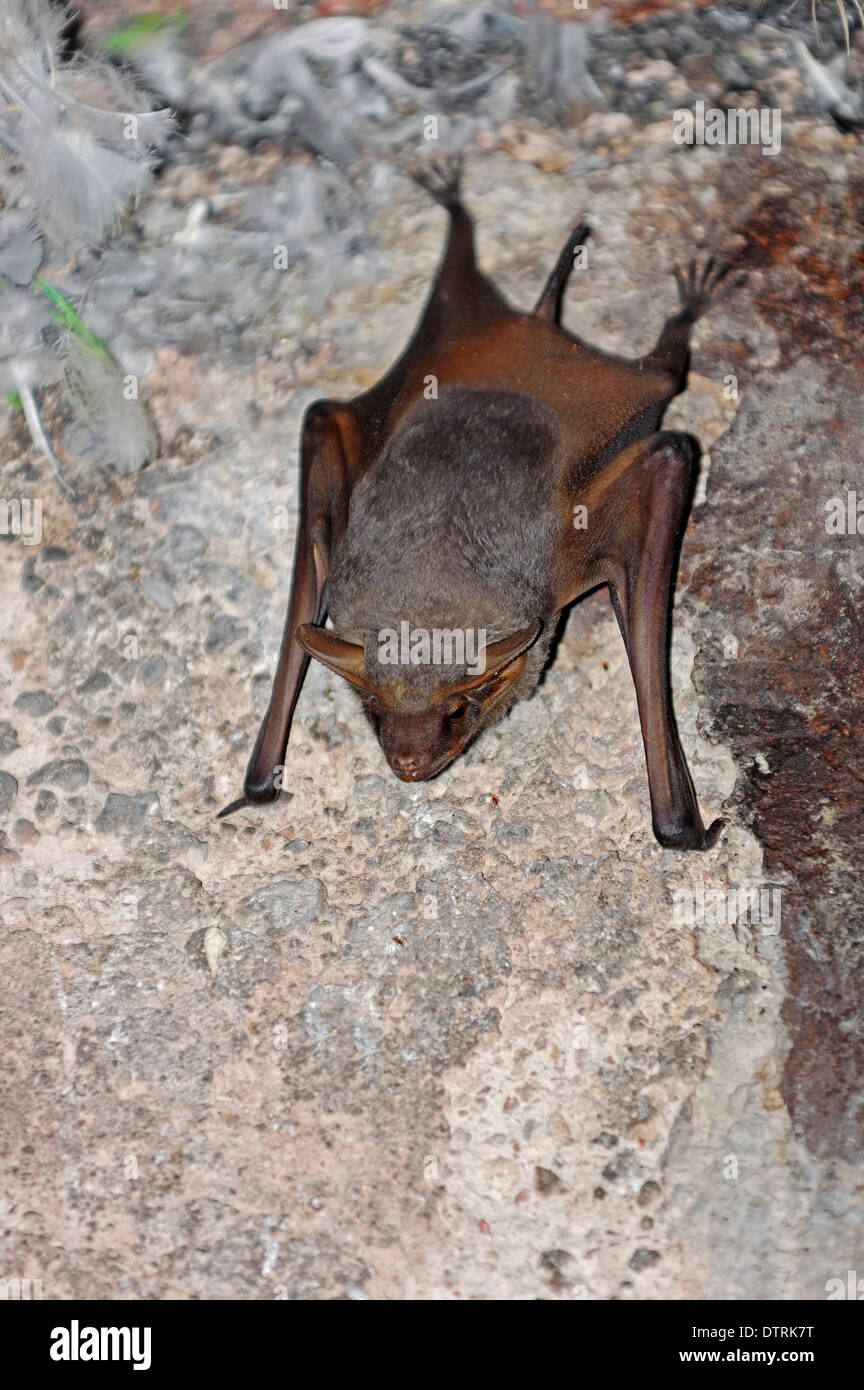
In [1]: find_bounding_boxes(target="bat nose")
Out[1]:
[391,751,426,780]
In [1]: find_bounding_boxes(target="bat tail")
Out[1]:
[533,222,591,324]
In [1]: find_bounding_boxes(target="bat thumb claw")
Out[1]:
[216,797,252,820]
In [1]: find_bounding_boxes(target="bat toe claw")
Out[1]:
[702,816,726,849]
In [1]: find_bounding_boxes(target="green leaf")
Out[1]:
[34,277,115,363]
[101,10,188,57]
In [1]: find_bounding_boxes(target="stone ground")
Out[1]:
[2,1,863,1300]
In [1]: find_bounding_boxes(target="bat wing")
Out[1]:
[219,399,364,814]
[555,430,723,851]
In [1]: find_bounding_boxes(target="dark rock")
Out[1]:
[592,1131,619,1148]
[26,758,90,791]
[534,1165,565,1196]
[14,691,57,716]
[34,789,57,820]
[96,792,163,832]
[77,671,111,695]
[0,770,19,816]
[139,656,168,685]
[21,559,43,592]
[602,1150,635,1182]
[628,1249,660,1271]
[637,1180,661,1208]
[0,722,20,753]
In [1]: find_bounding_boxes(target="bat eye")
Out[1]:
[446,698,468,721]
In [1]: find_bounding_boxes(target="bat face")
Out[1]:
[296,620,544,782]
[367,691,489,782]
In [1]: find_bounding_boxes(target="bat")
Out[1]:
[220,154,730,850]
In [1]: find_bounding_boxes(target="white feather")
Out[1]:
[0,0,172,245]
[62,336,156,475]
[0,287,58,392]
[0,211,43,285]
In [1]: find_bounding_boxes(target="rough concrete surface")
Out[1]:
[2,1,864,1300]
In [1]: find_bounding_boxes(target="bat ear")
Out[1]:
[295,624,374,692]
[447,620,543,697]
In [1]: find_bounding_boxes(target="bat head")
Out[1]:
[296,619,543,781]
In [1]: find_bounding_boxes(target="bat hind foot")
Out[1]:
[217,776,283,819]
[654,814,726,851]
[410,152,464,208]
[673,256,734,321]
